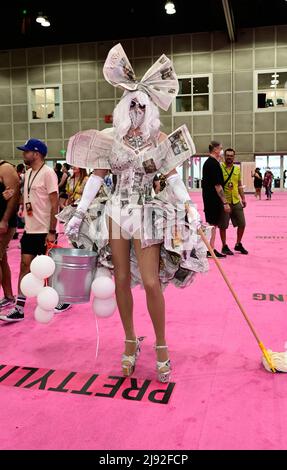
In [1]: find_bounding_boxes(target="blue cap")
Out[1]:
[17,138,48,157]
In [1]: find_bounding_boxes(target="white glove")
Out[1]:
[167,173,201,228]
[166,173,191,203]
[65,216,82,238]
[65,173,103,238]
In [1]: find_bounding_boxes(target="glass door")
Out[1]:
[190,156,208,189]
[255,155,285,189]
[268,155,281,188]
[255,155,268,174]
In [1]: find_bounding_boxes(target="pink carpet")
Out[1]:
[1,192,287,450]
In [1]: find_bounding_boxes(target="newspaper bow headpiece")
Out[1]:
[103,43,179,111]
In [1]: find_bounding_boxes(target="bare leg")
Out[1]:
[236,226,245,244]
[18,254,35,295]
[219,228,227,247]
[59,198,66,211]
[0,252,14,299]
[210,225,217,249]
[133,239,168,363]
[108,218,136,357]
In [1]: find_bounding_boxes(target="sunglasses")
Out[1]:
[130,100,146,110]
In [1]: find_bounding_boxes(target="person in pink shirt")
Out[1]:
[0,139,59,323]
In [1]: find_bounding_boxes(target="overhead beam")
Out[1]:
[222,0,236,42]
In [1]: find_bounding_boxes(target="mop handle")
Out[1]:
[197,226,276,372]
[198,226,261,344]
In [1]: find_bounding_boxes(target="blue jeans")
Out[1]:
[265,186,272,199]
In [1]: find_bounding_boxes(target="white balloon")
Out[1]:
[34,306,54,324]
[37,286,59,310]
[20,273,45,298]
[91,276,115,299]
[30,255,56,280]
[92,297,117,318]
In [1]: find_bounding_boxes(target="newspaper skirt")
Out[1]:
[58,193,211,289]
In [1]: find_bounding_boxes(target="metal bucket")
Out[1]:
[48,248,97,304]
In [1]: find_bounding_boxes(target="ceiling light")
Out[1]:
[165,1,176,14]
[36,13,45,24]
[41,18,50,27]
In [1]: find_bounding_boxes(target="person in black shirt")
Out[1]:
[251,167,263,200]
[202,141,231,258]
[54,162,63,185]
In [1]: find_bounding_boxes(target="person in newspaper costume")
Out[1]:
[59,44,211,383]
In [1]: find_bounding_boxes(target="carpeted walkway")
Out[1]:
[0,191,287,450]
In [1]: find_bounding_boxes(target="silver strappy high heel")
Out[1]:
[155,345,171,383]
[121,337,144,377]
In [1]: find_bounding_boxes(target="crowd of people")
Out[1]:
[0,146,170,318]
[0,137,251,323]
[0,140,278,318]
[251,167,275,201]
[1,140,278,309]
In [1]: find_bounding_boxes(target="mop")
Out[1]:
[197,225,287,373]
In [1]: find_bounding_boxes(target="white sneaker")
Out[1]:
[0,307,24,322]
[0,297,15,310]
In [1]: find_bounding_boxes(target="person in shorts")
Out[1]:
[218,148,248,255]
[0,139,59,322]
[202,141,231,258]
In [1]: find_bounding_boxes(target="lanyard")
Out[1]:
[223,165,235,187]
[72,178,81,195]
[27,163,45,198]
[223,164,234,176]
[71,176,86,199]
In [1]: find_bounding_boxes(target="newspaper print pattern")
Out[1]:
[103,43,179,111]
[60,125,210,290]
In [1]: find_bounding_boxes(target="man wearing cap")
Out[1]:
[0,139,59,322]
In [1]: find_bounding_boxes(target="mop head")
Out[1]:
[262,349,287,373]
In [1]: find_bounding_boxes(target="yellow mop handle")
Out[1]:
[197,225,276,373]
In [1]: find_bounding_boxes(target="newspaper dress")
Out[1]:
[58,124,211,289]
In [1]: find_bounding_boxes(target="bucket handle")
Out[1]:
[45,234,66,286]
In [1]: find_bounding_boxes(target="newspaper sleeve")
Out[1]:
[66,129,112,170]
[141,125,196,175]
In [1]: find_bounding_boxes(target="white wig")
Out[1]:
[113,90,161,141]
